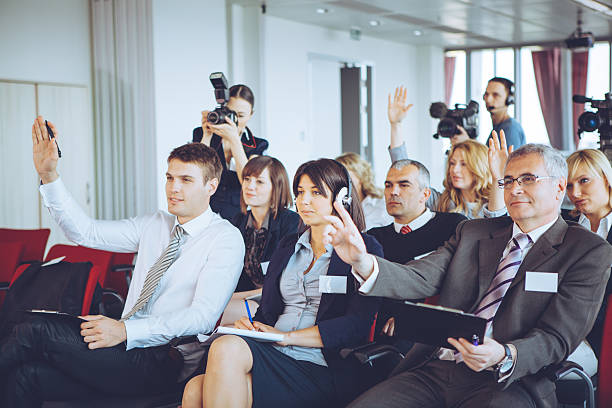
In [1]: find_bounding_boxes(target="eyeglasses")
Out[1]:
[497,174,556,189]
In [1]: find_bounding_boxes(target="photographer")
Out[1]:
[193,83,268,220]
[483,77,526,149]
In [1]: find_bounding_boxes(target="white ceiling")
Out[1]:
[231,0,612,49]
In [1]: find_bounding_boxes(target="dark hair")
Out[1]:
[240,156,293,219]
[229,84,254,112]
[293,158,366,232]
[167,143,222,182]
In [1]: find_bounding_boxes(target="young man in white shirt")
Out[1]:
[0,117,244,407]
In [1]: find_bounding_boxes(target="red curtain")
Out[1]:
[572,51,589,148]
[532,48,563,149]
[444,56,456,106]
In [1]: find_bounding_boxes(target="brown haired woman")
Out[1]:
[221,156,300,324]
[182,158,383,408]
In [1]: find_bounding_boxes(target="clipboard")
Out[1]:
[25,309,86,322]
[389,301,486,348]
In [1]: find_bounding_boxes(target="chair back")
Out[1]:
[0,242,24,283]
[0,228,50,264]
[106,252,136,298]
[598,294,612,407]
[45,245,114,288]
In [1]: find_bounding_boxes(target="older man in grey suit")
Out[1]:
[323,144,612,408]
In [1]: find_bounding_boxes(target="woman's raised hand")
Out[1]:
[387,86,413,125]
[207,116,240,143]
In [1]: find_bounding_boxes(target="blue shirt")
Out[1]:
[488,117,526,149]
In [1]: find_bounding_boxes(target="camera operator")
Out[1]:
[193,83,268,221]
[484,77,526,149]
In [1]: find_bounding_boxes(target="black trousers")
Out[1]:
[0,316,182,408]
[348,359,537,408]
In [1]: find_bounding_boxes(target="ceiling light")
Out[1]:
[413,29,423,36]
[316,8,329,14]
[572,0,611,13]
[369,20,380,27]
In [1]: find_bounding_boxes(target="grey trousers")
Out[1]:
[348,360,537,408]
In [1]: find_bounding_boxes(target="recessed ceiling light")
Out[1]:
[413,29,423,36]
[369,20,381,27]
[316,8,329,14]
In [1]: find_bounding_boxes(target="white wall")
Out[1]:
[0,0,91,85]
[152,0,228,209]
[257,16,444,191]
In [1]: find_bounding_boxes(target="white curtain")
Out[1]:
[91,0,157,219]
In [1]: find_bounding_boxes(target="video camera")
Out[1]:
[207,72,238,126]
[429,101,479,140]
[573,93,612,160]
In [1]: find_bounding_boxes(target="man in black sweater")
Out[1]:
[367,159,466,347]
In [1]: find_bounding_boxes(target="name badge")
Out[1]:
[319,275,347,294]
[525,272,558,293]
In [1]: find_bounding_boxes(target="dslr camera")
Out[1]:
[429,101,479,139]
[207,72,238,126]
[573,93,612,160]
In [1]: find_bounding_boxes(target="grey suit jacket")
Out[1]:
[369,216,612,407]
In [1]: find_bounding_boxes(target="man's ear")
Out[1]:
[206,178,219,195]
[556,177,567,201]
[420,187,432,204]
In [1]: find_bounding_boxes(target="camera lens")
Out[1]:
[207,111,220,124]
[578,111,601,132]
[438,119,458,138]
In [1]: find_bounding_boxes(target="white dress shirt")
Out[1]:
[392,208,436,233]
[40,178,244,350]
[577,210,612,239]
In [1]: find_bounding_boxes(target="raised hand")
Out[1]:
[487,129,513,182]
[200,110,214,145]
[207,116,240,143]
[32,116,60,184]
[387,86,413,125]
[323,201,374,279]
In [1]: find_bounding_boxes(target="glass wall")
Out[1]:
[579,42,611,149]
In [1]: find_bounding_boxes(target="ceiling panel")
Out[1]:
[232,0,612,48]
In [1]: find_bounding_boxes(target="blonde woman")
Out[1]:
[387,87,508,219]
[336,152,393,229]
[563,148,612,357]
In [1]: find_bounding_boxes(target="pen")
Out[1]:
[244,299,253,324]
[472,334,479,346]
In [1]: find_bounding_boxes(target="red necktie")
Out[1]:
[400,225,412,234]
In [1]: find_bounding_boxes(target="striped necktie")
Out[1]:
[400,225,412,234]
[121,225,185,321]
[474,233,532,332]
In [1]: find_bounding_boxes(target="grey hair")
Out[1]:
[506,144,568,179]
[390,159,431,189]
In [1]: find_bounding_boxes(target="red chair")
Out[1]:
[105,252,136,300]
[597,294,612,407]
[0,241,25,308]
[0,228,50,264]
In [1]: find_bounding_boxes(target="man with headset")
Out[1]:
[484,77,526,149]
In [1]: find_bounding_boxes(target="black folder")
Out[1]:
[25,309,86,322]
[389,301,487,348]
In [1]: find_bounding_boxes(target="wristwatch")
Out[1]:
[495,344,514,379]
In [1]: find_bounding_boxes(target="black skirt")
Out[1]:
[239,336,336,408]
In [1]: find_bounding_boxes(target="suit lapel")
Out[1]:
[316,250,348,321]
[508,217,567,291]
[475,223,513,308]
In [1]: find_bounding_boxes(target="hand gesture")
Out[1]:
[381,317,395,336]
[387,86,413,125]
[234,316,256,331]
[447,336,506,372]
[207,116,239,143]
[322,201,373,279]
[488,129,513,182]
[200,110,214,144]
[450,126,470,146]
[80,315,127,349]
[32,116,60,184]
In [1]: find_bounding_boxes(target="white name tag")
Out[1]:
[319,275,347,294]
[525,272,558,293]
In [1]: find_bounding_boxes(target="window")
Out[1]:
[520,47,549,145]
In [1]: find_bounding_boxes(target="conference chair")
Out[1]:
[0,241,25,308]
[0,228,50,264]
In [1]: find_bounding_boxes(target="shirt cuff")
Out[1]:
[497,344,517,383]
[483,204,507,218]
[123,317,151,350]
[388,142,409,162]
[352,255,379,294]
[39,177,68,208]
